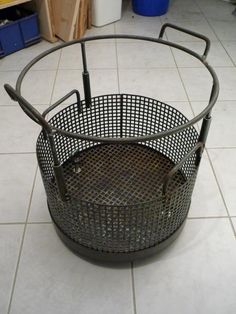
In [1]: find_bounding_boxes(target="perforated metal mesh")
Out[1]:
[64,144,186,206]
[37,94,199,254]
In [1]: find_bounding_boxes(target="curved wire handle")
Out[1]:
[4,84,52,133]
[159,23,211,60]
[4,84,81,134]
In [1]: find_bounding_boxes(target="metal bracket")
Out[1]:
[162,142,204,196]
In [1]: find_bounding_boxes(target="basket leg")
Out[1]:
[196,115,211,165]
[196,82,216,164]
[48,133,68,201]
[53,164,68,201]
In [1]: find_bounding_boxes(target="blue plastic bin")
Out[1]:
[0,8,40,58]
[0,21,24,56]
[19,13,40,47]
[132,0,169,16]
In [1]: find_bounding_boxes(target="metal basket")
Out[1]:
[5,24,219,262]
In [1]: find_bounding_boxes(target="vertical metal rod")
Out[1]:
[74,90,81,113]
[42,128,47,140]
[48,132,68,201]
[198,83,216,143]
[81,42,92,108]
[196,83,215,165]
[120,94,123,138]
[198,116,212,145]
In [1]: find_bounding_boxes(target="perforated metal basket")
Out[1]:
[5,24,219,262]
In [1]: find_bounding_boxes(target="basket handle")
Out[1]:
[159,23,210,59]
[162,142,204,196]
[4,84,52,132]
[42,89,81,118]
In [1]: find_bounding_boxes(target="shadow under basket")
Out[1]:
[37,94,199,262]
[4,24,219,262]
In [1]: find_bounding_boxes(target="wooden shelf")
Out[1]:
[0,0,32,10]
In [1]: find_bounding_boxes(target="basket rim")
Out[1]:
[16,33,219,143]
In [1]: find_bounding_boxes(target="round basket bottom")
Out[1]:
[50,208,187,263]
[48,143,189,262]
[62,143,186,205]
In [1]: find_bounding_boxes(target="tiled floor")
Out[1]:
[0,0,236,313]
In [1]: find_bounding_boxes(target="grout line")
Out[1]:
[116,65,235,69]
[27,221,52,225]
[218,44,236,66]
[7,166,38,314]
[0,68,61,73]
[232,223,236,236]
[192,0,236,67]
[218,40,236,43]
[183,99,236,102]
[0,222,25,226]
[0,152,36,155]
[114,22,122,93]
[114,40,121,94]
[0,222,52,225]
[190,99,236,104]
[181,65,235,69]
[112,22,116,35]
[171,61,196,118]
[188,216,229,220]
[207,146,236,150]
[131,262,137,314]
[58,66,117,71]
[0,104,50,107]
[48,49,63,106]
[180,65,235,69]
[205,148,236,238]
